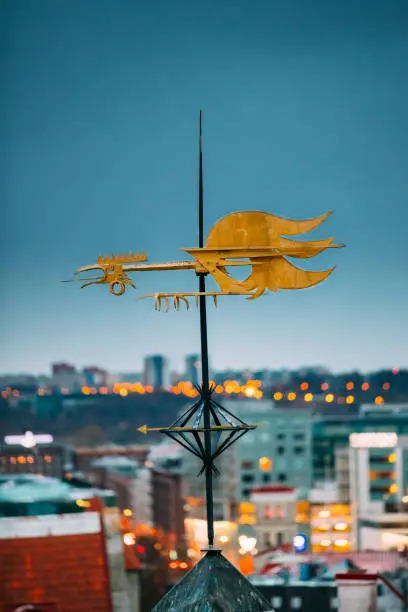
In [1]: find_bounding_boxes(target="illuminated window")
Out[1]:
[321,383,329,391]
[44,455,52,463]
[389,483,399,494]
[325,394,334,403]
[375,396,384,405]
[346,382,354,391]
[362,382,369,390]
[300,382,309,391]
[274,391,283,401]
[259,457,272,471]
[276,505,285,519]
[287,392,296,401]
[345,395,354,404]
[383,382,391,391]
[304,393,313,402]
[388,453,397,463]
[239,502,255,514]
[265,504,274,520]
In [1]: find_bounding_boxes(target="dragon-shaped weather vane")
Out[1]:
[66,112,344,549]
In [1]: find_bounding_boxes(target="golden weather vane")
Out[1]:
[66,209,343,309]
[65,111,344,553]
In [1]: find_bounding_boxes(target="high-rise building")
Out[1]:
[349,431,408,551]
[232,400,313,501]
[82,366,108,387]
[51,362,80,391]
[143,355,169,389]
[185,355,201,386]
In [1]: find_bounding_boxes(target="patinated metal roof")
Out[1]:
[152,550,273,612]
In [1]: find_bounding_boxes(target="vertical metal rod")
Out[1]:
[198,110,214,547]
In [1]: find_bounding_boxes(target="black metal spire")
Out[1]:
[197,111,214,547]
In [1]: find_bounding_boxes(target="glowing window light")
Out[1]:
[287,392,296,401]
[123,508,133,517]
[320,539,332,547]
[123,532,136,546]
[389,483,399,495]
[325,393,334,403]
[388,453,397,463]
[259,457,272,471]
[334,539,349,547]
[304,393,313,402]
[346,395,354,404]
[119,388,128,397]
[382,382,390,391]
[274,392,283,401]
[321,383,329,391]
[346,382,354,391]
[375,395,384,405]
[334,522,348,531]
[362,382,369,390]
[76,499,91,508]
[300,382,309,391]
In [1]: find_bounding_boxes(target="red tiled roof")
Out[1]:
[0,530,112,611]
[251,485,295,494]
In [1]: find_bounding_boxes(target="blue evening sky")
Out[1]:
[1,0,407,374]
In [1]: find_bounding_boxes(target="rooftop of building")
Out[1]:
[251,485,296,494]
[0,473,115,507]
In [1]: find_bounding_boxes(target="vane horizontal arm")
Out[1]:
[137,423,265,434]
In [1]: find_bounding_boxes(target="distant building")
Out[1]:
[312,406,408,483]
[85,450,185,555]
[250,485,298,550]
[232,400,312,500]
[185,354,201,386]
[0,436,73,479]
[307,482,353,553]
[335,447,351,503]
[149,439,237,522]
[143,355,169,389]
[51,362,80,391]
[349,432,408,551]
[0,475,140,610]
[82,366,108,387]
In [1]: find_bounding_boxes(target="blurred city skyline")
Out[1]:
[2,0,407,374]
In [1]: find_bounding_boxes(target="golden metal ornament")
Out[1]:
[66,209,343,308]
